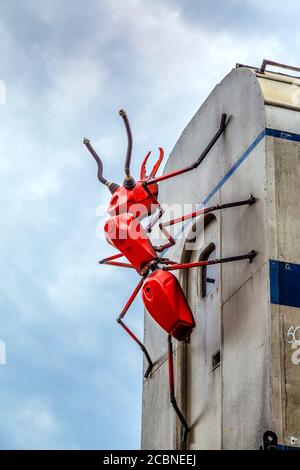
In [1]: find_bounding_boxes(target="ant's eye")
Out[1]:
[144,285,152,300]
[104,220,114,232]
[111,195,119,206]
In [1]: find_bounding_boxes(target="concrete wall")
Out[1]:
[141,66,300,449]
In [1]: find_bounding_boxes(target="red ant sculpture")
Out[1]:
[83,110,256,444]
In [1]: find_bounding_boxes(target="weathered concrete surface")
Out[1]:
[141,65,300,449]
[185,215,222,450]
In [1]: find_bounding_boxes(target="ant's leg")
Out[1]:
[162,250,257,272]
[142,183,165,233]
[146,206,164,233]
[168,335,189,444]
[161,195,256,229]
[145,113,227,186]
[153,223,175,252]
[158,258,177,266]
[153,195,256,252]
[99,253,134,269]
[117,279,153,378]
[141,185,175,251]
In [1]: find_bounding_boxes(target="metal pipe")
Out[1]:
[83,138,119,193]
[168,335,189,444]
[116,278,153,378]
[260,59,300,74]
[145,113,227,186]
[162,195,256,228]
[163,250,257,271]
[119,109,136,189]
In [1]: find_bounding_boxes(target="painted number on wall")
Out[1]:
[287,326,300,365]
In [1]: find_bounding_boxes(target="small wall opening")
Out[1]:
[212,350,220,371]
[200,242,217,298]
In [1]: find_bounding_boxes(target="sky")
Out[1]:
[0,0,298,450]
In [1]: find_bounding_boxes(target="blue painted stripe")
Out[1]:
[162,127,300,254]
[277,444,300,451]
[171,128,266,243]
[269,260,280,305]
[202,129,266,206]
[266,128,300,142]
[270,259,300,309]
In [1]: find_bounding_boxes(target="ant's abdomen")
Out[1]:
[142,269,195,341]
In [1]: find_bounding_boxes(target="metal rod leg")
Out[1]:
[143,183,165,233]
[118,319,153,378]
[145,113,227,186]
[117,279,153,378]
[99,253,134,268]
[161,194,256,228]
[163,250,257,271]
[168,335,189,444]
[153,223,176,252]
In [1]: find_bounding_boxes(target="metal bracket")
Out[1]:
[261,431,300,450]
[260,59,300,74]
[261,431,278,450]
[236,59,300,78]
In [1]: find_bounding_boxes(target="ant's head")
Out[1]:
[83,109,136,196]
[83,109,164,215]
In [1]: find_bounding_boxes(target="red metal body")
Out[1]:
[83,109,256,445]
[108,180,159,219]
[104,213,157,273]
[142,270,195,340]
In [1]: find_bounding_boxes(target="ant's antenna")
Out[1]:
[83,138,119,194]
[119,109,136,189]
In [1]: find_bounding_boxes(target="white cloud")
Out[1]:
[21,399,58,433]
[6,397,61,449]
[0,0,298,451]
[44,231,127,313]
[103,0,284,105]
[26,170,62,201]
[27,0,67,25]
[46,57,108,115]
